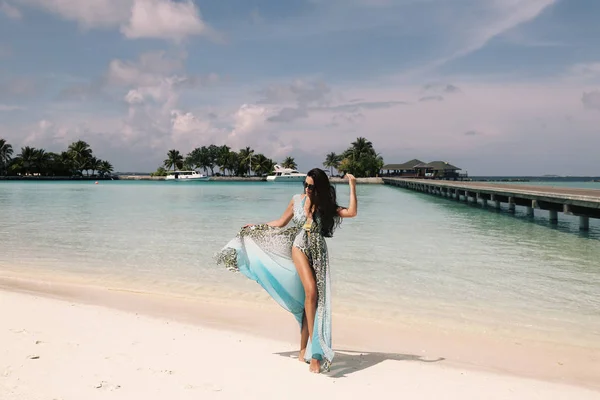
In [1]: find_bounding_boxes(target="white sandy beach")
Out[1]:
[1,287,599,400]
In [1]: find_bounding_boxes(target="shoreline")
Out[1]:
[0,175,384,183]
[118,175,385,183]
[1,273,599,393]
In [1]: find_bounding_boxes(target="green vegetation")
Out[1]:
[0,136,384,179]
[157,145,277,177]
[282,157,297,170]
[323,137,384,177]
[159,137,383,178]
[0,138,114,178]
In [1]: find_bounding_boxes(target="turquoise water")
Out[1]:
[1,180,600,346]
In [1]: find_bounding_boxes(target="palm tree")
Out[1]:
[206,144,219,176]
[282,156,297,170]
[345,137,375,161]
[68,140,93,176]
[0,138,13,176]
[164,149,183,171]
[224,151,239,176]
[216,145,231,175]
[13,146,38,175]
[33,149,51,175]
[323,152,341,176]
[98,161,114,177]
[339,137,383,177]
[251,154,275,176]
[238,147,254,176]
[88,157,102,176]
[47,152,73,176]
[186,147,210,174]
[337,157,354,175]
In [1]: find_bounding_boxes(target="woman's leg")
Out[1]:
[292,246,320,373]
[299,312,309,362]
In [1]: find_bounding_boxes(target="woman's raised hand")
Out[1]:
[345,173,356,186]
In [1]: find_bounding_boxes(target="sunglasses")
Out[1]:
[303,182,315,190]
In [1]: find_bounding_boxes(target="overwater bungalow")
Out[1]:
[380,159,424,178]
[381,159,464,180]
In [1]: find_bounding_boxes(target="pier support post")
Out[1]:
[508,197,516,213]
[455,190,460,201]
[527,201,534,217]
[549,210,558,224]
[478,194,487,208]
[580,216,590,231]
[491,194,501,210]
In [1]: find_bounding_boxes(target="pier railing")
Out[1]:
[383,178,600,231]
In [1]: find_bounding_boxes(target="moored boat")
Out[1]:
[165,170,210,181]
[266,164,306,182]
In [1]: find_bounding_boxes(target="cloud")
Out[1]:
[380,0,558,78]
[257,80,332,107]
[16,0,130,28]
[96,50,219,112]
[1,2,21,19]
[419,95,443,102]
[267,107,309,123]
[256,78,409,125]
[444,84,461,93]
[0,104,24,111]
[121,0,210,42]
[15,0,214,41]
[57,81,105,102]
[261,81,409,123]
[326,101,408,112]
[31,50,223,166]
[423,83,462,94]
[443,0,557,65]
[5,76,600,175]
[0,77,40,99]
[227,104,271,143]
[582,91,600,111]
[569,63,600,81]
[106,51,184,87]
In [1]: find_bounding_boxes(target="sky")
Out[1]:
[1,0,600,175]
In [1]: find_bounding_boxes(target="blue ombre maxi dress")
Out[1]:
[215,194,334,370]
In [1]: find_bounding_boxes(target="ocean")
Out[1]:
[1,180,599,348]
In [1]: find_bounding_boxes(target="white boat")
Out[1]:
[266,164,307,182]
[165,170,210,181]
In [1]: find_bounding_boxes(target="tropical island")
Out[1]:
[152,137,384,179]
[0,139,113,179]
[0,136,383,180]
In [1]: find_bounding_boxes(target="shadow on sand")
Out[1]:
[275,349,445,378]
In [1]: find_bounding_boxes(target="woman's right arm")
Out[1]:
[266,198,294,227]
[245,198,294,228]
[337,174,357,218]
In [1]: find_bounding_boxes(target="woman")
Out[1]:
[215,168,357,373]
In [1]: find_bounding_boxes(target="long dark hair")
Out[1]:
[306,168,342,237]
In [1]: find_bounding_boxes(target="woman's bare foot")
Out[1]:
[309,358,320,373]
[298,349,306,363]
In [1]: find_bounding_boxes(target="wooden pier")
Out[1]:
[383,178,600,231]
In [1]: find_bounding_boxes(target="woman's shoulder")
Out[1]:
[291,193,306,204]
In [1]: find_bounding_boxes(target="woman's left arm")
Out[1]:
[337,174,357,218]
